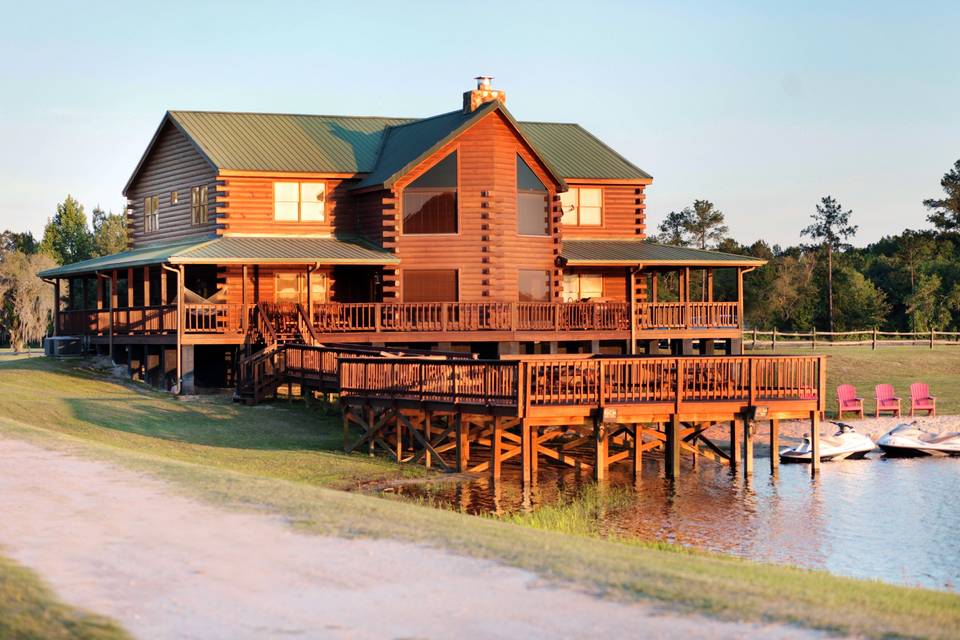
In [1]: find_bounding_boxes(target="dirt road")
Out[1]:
[0,437,822,639]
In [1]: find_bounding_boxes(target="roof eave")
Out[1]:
[564,259,768,267]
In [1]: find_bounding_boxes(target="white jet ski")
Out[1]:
[779,422,876,463]
[877,423,960,457]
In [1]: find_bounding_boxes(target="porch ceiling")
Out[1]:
[560,239,766,267]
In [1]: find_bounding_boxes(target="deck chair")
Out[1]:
[836,384,864,419]
[909,382,936,417]
[874,384,901,417]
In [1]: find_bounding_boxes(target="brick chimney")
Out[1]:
[463,76,505,113]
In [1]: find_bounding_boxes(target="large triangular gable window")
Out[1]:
[402,152,458,234]
[517,155,549,236]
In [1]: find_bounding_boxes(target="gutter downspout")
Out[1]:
[95,272,114,359]
[162,263,182,394]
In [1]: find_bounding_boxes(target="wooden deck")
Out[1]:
[334,354,826,481]
[57,300,742,345]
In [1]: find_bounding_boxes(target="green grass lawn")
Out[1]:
[767,346,960,416]
[0,555,129,640]
[1,356,959,639]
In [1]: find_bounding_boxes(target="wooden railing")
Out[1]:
[338,354,825,415]
[636,302,739,329]
[183,303,246,334]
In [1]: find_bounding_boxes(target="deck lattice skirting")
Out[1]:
[337,354,827,480]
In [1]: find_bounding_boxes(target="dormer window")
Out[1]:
[274,182,326,222]
[516,155,548,236]
[402,152,458,234]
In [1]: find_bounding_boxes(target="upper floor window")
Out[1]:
[191,186,208,225]
[274,182,326,222]
[560,187,602,226]
[170,191,179,205]
[402,152,457,234]
[517,155,549,236]
[144,195,159,233]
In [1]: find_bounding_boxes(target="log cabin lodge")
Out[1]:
[41,78,826,479]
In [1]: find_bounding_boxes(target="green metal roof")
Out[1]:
[37,239,212,278]
[353,102,566,190]
[38,236,398,278]
[561,239,766,266]
[169,111,414,174]
[171,236,398,265]
[519,122,652,181]
[151,108,649,183]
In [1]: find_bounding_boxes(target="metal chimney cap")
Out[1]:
[474,76,494,90]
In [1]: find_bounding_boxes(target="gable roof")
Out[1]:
[353,101,566,190]
[126,105,650,193]
[561,239,766,267]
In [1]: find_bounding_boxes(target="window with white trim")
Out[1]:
[560,187,602,226]
[274,181,326,222]
[144,195,159,233]
[562,273,604,301]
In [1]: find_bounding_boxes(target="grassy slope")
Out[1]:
[1,357,959,639]
[0,555,129,640]
[770,346,960,416]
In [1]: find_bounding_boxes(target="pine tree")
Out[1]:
[801,196,858,332]
[40,195,94,265]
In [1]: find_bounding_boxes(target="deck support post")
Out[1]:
[394,410,403,462]
[631,423,642,482]
[342,410,350,452]
[491,417,503,480]
[530,424,539,477]
[666,415,681,479]
[729,419,742,471]
[423,410,432,467]
[741,414,754,476]
[593,413,608,482]
[455,412,468,471]
[810,410,821,475]
[770,418,780,474]
[521,419,532,483]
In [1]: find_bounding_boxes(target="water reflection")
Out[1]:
[385,455,960,592]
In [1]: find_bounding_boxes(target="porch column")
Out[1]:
[241,264,248,330]
[651,272,657,302]
[628,267,637,355]
[707,269,714,302]
[52,279,60,335]
[736,267,744,330]
[177,265,185,393]
[160,268,168,305]
[143,266,151,307]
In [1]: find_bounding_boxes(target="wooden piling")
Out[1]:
[742,415,753,476]
[522,419,532,483]
[729,419,742,470]
[810,410,821,474]
[770,418,780,474]
[423,410,432,468]
[455,412,468,472]
[594,414,608,481]
[631,423,642,482]
[666,415,681,479]
[491,417,503,480]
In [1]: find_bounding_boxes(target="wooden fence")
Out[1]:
[745,328,960,350]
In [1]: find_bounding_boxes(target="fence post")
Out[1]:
[872,327,877,350]
[772,327,777,351]
[752,328,757,349]
[930,329,935,349]
[812,327,817,349]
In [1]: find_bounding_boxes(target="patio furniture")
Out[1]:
[909,382,936,417]
[836,384,864,419]
[875,384,901,417]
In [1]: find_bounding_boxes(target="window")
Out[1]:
[560,187,602,226]
[518,269,551,302]
[144,195,159,233]
[562,273,604,302]
[517,155,549,236]
[273,272,328,304]
[171,191,179,205]
[402,152,458,234]
[403,269,458,302]
[273,182,326,222]
[191,186,208,225]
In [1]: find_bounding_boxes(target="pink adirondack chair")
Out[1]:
[875,384,901,417]
[836,384,864,419]
[910,383,936,417]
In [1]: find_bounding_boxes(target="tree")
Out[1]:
[656,209,693,246]
[92,206,128,256]
[831,266,890,330]
[0,230,37,254]
[801,196,858,332]
[894,230,934,291]
[0,251,56,351]
[40,195,94,265]
[905,274,952,332]
[685,200,728,250]
[924,159,960,233]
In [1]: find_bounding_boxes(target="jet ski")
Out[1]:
[779,422,876,463]
[877,423,960,457]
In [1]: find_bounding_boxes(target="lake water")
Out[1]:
[385,454,960,592]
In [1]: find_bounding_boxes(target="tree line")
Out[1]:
[658,159,960,333]
[0,196,126,350]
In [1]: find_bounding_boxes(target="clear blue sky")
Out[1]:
[1,0,957,247]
